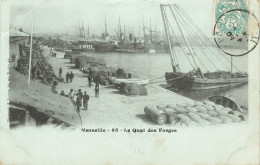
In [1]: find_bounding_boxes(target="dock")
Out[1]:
[46,46,192,127]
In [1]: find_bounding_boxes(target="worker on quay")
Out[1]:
[83,91,90,110]
[88,74,93,87]
[77,89,83,107]
[59,67,62,77]
[59,90,66,96]
[70,71,74,83]
[66,72,70,83]
[76,94,82,112]
[95,83,100,98]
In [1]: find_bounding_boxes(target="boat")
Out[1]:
[207,95,248,113]
[112,78,149,85]
[160,4,248,91]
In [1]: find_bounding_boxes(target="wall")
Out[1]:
[9,37,29,69]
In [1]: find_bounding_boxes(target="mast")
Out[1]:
[118,16,122,41]
[160,5,177,73]
[105,15,108,36]
[79,21,81,37]
[143,15,146,42]
[28,7,34,85]
[169,4,203,78]
[88,23,90,37]
[150,18,152,42]
[231,56,233,74]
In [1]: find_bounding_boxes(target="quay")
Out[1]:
[8,28,192,128]
[47,46,192,128]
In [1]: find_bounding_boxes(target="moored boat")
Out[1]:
[160,4,248,91]
[207,95,248,113]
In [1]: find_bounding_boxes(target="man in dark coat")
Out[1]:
[88,74,93,87]
[77,89,83,108]
[60,90,66,96]
[95,83,99,98]
[76,95,81,112]
[83,91,90,110]
[70,71,74,83]
[66,72,70,83]
[59,67,62,77]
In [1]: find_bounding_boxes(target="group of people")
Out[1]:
[88,71,101,98]
[60,89,90,112]
[57,68,103,113]
[59,67,74,83]
[66,71,74,83]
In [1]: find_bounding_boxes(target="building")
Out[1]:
[9,29,30,69]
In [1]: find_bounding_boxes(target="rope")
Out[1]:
[163,7,178,68]
[176,5,231,71]
[164,9,196,70]
[170,6,209,72]
[177,5,241,73]
[174,5,227,76]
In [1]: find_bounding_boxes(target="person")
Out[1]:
[83,91,90,110]
[60,90,66,96]
[76,95,81,112]
[52,81,58,94]
[88,68,92,77]
[66,72,70,83]
[68,89,74,99]
[95,83,99,98]
[88,74,93,87]
[70,71,74,83]
[77,89,83,107]
[59,67,62,77]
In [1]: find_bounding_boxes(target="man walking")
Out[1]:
[95,83,99,98]
[70,71,74,83]
[77,89,83,108]
[66,72,70,83]
[76,94,81,112]
[88,74,92,87]
[83,91,89,110]
[59,67,62,77]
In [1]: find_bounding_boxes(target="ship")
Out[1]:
[160,4,248,91]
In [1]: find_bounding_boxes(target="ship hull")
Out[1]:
[165,72,248,91]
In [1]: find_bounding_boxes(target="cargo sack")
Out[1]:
[120,83,147,96]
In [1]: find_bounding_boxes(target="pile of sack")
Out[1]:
[144,100,246,126]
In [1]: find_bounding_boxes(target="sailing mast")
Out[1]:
[143,15,146,42]
[160,4,177,73]
[150,18,152,42]
[168,4,203,78]
[118,16,122,41]
[88,23,90,37]
[105,15,108,37]
[28,7,34,85]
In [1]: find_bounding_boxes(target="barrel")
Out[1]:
[144,105,166,125]
[144,105,156,116]
[150,109,166,125]
[160,107,176,124]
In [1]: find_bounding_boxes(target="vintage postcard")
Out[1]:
[0,0,259,164]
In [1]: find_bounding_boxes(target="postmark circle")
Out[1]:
[213,9,260,56]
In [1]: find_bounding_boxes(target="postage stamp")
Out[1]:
[213,0,259,56]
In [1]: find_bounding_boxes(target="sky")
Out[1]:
[9,0,214,36]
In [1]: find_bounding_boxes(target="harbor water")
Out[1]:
[82,50,248,102]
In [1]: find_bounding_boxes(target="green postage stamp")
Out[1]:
[213,0,259,56]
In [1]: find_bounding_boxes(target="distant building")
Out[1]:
[9,29,30,68]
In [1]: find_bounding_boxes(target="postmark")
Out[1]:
[213,0,260,56]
